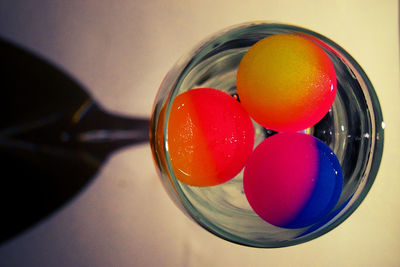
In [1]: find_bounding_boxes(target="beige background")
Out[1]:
[0,0,399,266]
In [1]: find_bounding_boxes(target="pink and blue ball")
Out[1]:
[243,132,343,228]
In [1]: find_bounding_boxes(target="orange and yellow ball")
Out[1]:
[237,34,337,132]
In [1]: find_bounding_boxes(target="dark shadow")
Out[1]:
[0,38,149,243]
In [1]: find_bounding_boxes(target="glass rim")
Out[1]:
[159,21,384,248]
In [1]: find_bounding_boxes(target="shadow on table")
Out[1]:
[0,38,149,244]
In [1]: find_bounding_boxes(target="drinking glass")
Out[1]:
[150,22,384,247]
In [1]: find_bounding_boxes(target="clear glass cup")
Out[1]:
[149,22,384,247]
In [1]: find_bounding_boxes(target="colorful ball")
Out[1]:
[236,34,337,132]
[167,88,254,187]
[243,132,343,228]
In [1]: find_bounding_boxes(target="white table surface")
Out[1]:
[0,1,399,266]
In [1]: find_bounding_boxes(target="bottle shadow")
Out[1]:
[0,38,149,244]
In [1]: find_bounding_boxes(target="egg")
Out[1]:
[237,34,337,132]
[167,88,254,187]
